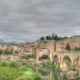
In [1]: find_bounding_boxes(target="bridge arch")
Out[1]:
[53,55,59,64]
[75,56,80,65]
[62,55,71,64]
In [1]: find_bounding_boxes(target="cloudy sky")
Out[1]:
[0,0,80,42]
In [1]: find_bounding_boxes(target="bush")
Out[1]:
[0,60,9,67]
[4,49,13,55]
[40,37,45,40]
[63,56,71,63]
[65,44,71,51]
[0,50,3,54]
[0,60,39,80]
[74,47,80,51]
[35,77,41,80]
[21,54,36,60]
[9,60,20,68]
[39,55,49,60]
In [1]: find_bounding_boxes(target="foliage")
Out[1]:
[39,33,68,41]
[39,62,59,71]
[0,49,18,55]
[46,35,52,40]
[74,47,80,51]
[0,59,39,80]
[65,44,71,51]
[21,54,36,60]
[4,49,13,55]
[63,55,71,64]
[39,54,49,60]
[0,50,3,54]
[40,37,45,40]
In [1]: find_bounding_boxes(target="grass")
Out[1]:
[0,59,40,80]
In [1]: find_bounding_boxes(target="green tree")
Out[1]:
[54,35,58,40]
[40,37,45,40]
[63,56,71,63]
[39,55,49,60]
[46,35,51,40]
[0,50,3,54]
[52,33,56,40]
[4,49,13,55]
[40,33,68,41]
[65,44,71,51]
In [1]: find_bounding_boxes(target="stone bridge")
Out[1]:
[54,51,80,63]
[35,43,80,69]
[53,51,80,69]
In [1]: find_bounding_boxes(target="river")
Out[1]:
[34,67,80,80]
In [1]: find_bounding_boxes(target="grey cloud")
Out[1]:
[0,0,80,42]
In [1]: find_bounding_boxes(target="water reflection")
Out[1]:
[35,67,80,80]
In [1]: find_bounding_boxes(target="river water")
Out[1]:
[35,67,80,80]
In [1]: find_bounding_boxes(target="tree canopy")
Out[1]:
[39,33,68,41]
[65,44,71,51]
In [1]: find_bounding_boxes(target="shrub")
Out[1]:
[0,60,9,67]
[9,60,19,68]
[35,77,41,80]
[74,47,80,51]
[65,44,71,51]
[0,60,39,80]
[39,55,49,60]
[0,50,3,54]
[4,49,13,55]
[40,37,45,40]
[21,54,36,60]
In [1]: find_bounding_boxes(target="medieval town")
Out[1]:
[0,0,80,80]
[0,35,80,80]
[0,35,80,66]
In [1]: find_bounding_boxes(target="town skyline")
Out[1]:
[1,33,80,43]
